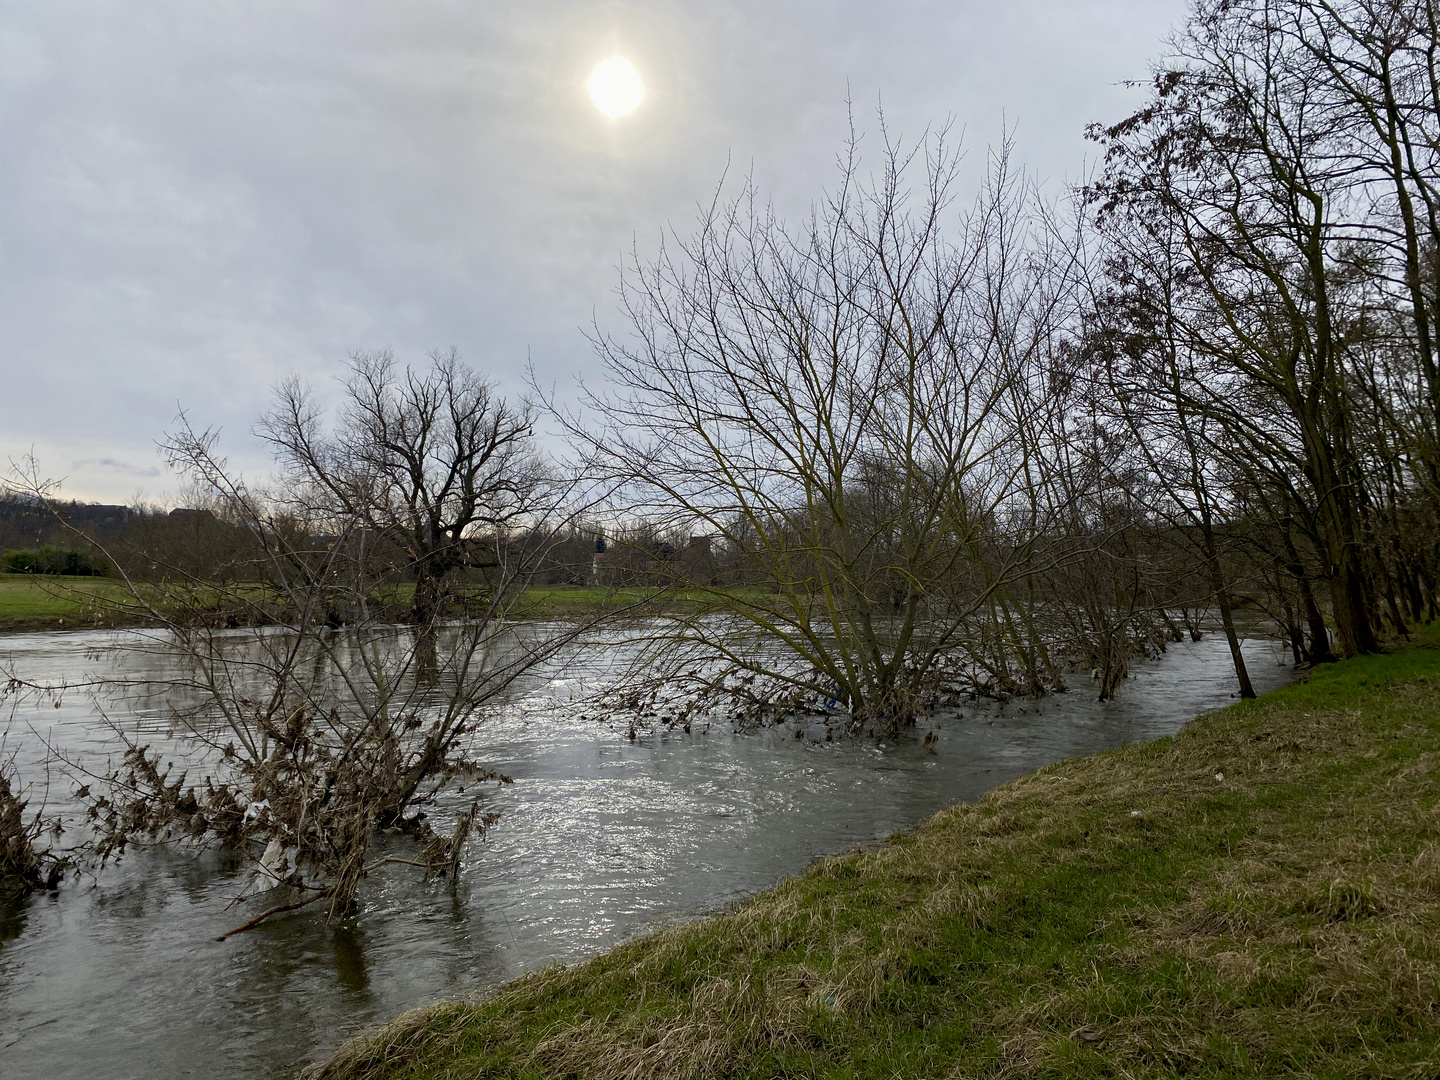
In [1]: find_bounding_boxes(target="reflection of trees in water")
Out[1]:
[0,891,28,945]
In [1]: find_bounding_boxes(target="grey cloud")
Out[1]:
[71,458,163,479]
[0,0,1187,503]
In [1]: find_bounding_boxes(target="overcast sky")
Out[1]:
[0,0,1187,504]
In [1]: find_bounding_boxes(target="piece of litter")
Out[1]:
[1130,810,1142,817]
[1215,771,1225,782]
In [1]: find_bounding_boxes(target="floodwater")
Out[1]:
[0,627,1295,1080]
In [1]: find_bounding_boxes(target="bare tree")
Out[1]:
[45,353,603,931]
[574,126,1084,732]
[261,348,545,629]
[1086,2,1386,655]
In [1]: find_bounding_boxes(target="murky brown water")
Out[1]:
[0,627,1294,1079]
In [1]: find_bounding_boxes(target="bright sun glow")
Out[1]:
[588,56,643,117]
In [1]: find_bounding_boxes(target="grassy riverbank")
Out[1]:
[0,575,733,634]
[0,574,284,633]
[315,626,1440,1079]
[0,575,140,632]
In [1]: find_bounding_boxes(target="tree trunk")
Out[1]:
[1281,599,1304,666]
[1201,530,1254,697]
[1281,525,1333,664]
[1327,544,1378,657]
[411,565,440,627]
[1298,572,1333,665]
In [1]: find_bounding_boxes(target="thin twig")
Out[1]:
[215,888,333,941]
[362,854,435,872]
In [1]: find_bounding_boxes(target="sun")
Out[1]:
[588,56,643,118]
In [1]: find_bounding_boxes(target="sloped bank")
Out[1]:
[313,628,1440,1080]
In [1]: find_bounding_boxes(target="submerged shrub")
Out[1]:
[0,772,44,898]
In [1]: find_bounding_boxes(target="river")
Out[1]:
[0,626,1294,1079]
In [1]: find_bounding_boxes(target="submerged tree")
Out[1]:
[45,352,605,930]
[576,128,1086,732]
[0,770,47,899]
[262,349,544,629]
[0,704,68,900]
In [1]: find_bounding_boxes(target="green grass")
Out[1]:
[0,574,138,630]
[0,577,750,634]
[509,585,768,619]
[0,573,288,632]
[508,585,658,617]
[314,623,1440,1079]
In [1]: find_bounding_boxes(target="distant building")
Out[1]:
[168,507,215,524]
[592,534,606,583]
